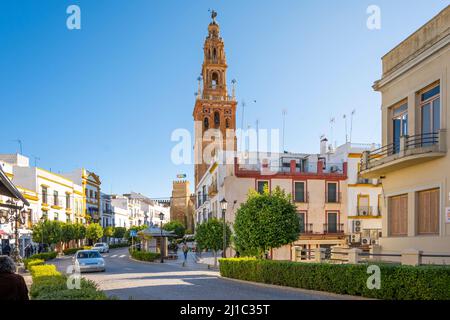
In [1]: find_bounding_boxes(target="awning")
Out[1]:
[0,166,30,206]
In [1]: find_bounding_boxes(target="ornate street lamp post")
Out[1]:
[0,199,27,263]
[159,212,164,263]
[220,198,228,258]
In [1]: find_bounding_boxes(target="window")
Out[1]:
[388,194,408,236]
[204,117,209,130]
[294,181,306,203]
[53,191,59,206]
[66,214,71,223]
[326,212,338,233]
[357,195,370,216]
[89,190,93,199]
[54,212,59,221]
[211,72,219,89]
[66,193,70,209]
[297,212,306,233]
[42,186,48,204]
[214,111,220,128]
[420,84,440,146]
[417,188,439,235]
[225,118,230,129]
[326,182,338,203]
[202,185,207,202]
[42,210,48,220]
[257,180,269,194]
[392,102,408,154]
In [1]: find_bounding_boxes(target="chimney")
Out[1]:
[320,137,328,155]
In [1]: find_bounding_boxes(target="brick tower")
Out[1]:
[193,11,237,187]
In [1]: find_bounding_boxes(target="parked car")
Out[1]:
[73,250,106,273]
[92,242,109,253]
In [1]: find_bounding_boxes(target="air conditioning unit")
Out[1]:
[352,220,362,233]
[371,239,378,245]
[350,233,361,243]
[362,237,370,245]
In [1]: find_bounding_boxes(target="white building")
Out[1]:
[321,141,383,247]
[0,154,85,255]
[62,169,101,224]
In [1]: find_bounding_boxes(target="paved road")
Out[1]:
[50,248,351,300]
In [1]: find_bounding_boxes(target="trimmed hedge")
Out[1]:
[219,258,450,300]
[129,248,160,262]
[23,258,45,270]
[29,252,58,261]
[29,265,108,300]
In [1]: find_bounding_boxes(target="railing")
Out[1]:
[323,223,344,234]
[405,132,439,149]
[325,192,341,204]
[299,223,313,234]
[361,131,443,171]
[356,177,373,184]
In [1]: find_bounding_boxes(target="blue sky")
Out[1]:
[0,0,448,198]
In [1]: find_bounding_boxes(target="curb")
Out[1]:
[218,276,371,300]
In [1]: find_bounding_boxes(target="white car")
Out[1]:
[92,242,109,253]
[73,250,106,273]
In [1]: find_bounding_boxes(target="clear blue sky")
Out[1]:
[0,0,448,198]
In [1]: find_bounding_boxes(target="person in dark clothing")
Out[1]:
[3,244,11,256]
[0,256,29,301]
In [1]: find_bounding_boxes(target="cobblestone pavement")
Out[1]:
[49,247,355,300]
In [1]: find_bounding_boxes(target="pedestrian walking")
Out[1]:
[0,255,29,300]
[182,243,189,261]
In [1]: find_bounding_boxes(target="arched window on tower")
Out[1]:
[214,112,220,128]
[211,72,219,89]
[213,48,217,62]
[204,117,209,130]
[225,118,230,129]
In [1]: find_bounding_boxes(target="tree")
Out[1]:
[61,223,76,248]
[103,226,114,242]
[163,221,186,238]
[195,219,231,267]
[86,223,103,244]
[234,186,300,258]
[73,223,86,247]
[32,220,52,245]
[113,227,126,239]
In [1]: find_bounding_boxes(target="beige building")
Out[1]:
[360,6,450,260]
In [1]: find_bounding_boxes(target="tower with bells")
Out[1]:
[193,11,237,187]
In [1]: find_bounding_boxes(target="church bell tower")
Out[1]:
[193,11,237,187]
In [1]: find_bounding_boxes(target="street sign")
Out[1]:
[130,230,137,237]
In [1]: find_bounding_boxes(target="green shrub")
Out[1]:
[30,266,108,300]
[23,258,45,270]
[29,265,60,278]
[29,252,57,261]
[219,258,450,300]
[129,248,160,262]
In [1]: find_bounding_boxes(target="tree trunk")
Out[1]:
[213,250,217,267]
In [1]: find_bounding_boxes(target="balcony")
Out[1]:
[323,223,345,234]
[360,130,447,178]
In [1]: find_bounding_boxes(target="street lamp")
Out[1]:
[220,198,228,258]
[159,212,164,263]
[0,199,27,262]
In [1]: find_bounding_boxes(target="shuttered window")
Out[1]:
[388,195,408,236]
[417,188,439,235]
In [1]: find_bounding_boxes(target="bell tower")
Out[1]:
[193,11,237,187]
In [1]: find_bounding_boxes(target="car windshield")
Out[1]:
[94,244,103,247]
[77,251,101,259]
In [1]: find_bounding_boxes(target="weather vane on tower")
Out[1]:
[210,9,217,23]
